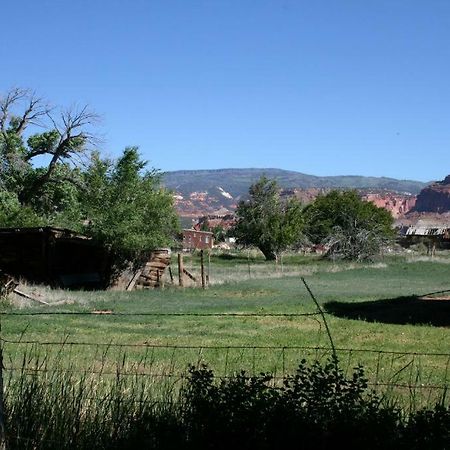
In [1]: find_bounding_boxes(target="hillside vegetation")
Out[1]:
[163,168,428,198]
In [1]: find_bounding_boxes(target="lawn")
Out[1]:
[2,252,450,408]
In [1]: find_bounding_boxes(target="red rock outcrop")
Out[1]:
[360,192,416,218]
[412,175,450,213]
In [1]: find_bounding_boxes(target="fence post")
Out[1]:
[0,322,5,450]
[207,251,211,286]
[178,253,184,287]
[200,250,206,289]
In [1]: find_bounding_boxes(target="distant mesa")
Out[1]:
[163,168,428,219]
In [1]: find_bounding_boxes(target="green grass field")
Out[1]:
[2,252,450,408]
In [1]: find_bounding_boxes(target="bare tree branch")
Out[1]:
[19,104,100,204]
[15,93,51,134]
[0,87,28,132]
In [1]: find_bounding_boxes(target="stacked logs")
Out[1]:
[136,249,172,289]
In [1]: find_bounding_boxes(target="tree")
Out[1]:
[233,176,304,260]
[0,88,180,270]
[0,87,97,217]
[80,147,180,265]
[303,190,394,261]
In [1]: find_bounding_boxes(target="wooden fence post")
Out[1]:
[0,322,6,450]
[178,253,184,287]
[200,250,206,289]
[207,251,211,286]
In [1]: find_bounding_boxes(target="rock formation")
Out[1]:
[412,175,450,213]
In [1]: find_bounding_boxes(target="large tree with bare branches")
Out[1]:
[0,88,179,263]
[0,87,98,225]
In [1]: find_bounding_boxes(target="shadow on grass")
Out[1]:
[324,295,450,327]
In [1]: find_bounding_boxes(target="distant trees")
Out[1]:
[0,88,179,265]
[233,176,304,260]
[234,177,394,262]
[303,190,394,261]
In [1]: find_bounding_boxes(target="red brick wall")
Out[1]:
[182,230,214,249]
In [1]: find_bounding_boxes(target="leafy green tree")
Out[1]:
[200,219,210,232]
[233,176,304,260]
[0,87,96,215]
[80,147,180,265]
[303,190,394,261]
[0,88,180,270]
[212,225,225,242]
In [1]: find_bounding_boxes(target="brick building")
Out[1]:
[182,229,214,250]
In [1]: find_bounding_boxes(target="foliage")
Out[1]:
[183,359,403,449]
[0,88,96,226]
[0,89,179,266]
[212,225,225,242]
[5,354,448,449]
[0,190,43,227]
[80,147,180,264]
[303,190,395,261]
[233,176,304,260]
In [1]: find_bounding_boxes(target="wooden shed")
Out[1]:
[0,227,109,289]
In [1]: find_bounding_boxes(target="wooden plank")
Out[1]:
[147,262,168,270]
[183,268,197,282]
[152,255,170,261]
[13,289,49,305]
[140,272,160,281]
[126,269,143,291]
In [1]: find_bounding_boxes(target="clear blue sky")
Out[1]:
[1,0,449,182]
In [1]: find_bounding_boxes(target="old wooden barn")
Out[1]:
[0,227,109,289]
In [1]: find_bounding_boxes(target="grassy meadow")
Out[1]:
[2,250,450,408]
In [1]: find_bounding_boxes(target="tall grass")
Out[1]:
[4,353,183,449]
[2,352,449,449]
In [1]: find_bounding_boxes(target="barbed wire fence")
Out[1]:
[0,310,448,404]
[0,278,449,448]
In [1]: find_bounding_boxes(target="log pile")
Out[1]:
[136,249,172,289]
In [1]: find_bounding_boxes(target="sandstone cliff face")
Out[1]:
[413,175,450,213]
[360,193,416,218]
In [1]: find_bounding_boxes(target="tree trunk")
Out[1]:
[258,244,277,261]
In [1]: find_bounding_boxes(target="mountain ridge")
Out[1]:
[163,168,428,196]
[162,168,428,219]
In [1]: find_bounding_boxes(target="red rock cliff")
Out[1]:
[413,175,450,213]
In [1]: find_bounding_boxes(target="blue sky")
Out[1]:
[1,0,449,182]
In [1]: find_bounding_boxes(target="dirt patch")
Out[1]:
[419,295,450,301]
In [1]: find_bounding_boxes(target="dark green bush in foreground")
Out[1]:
[4,358,450,449]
